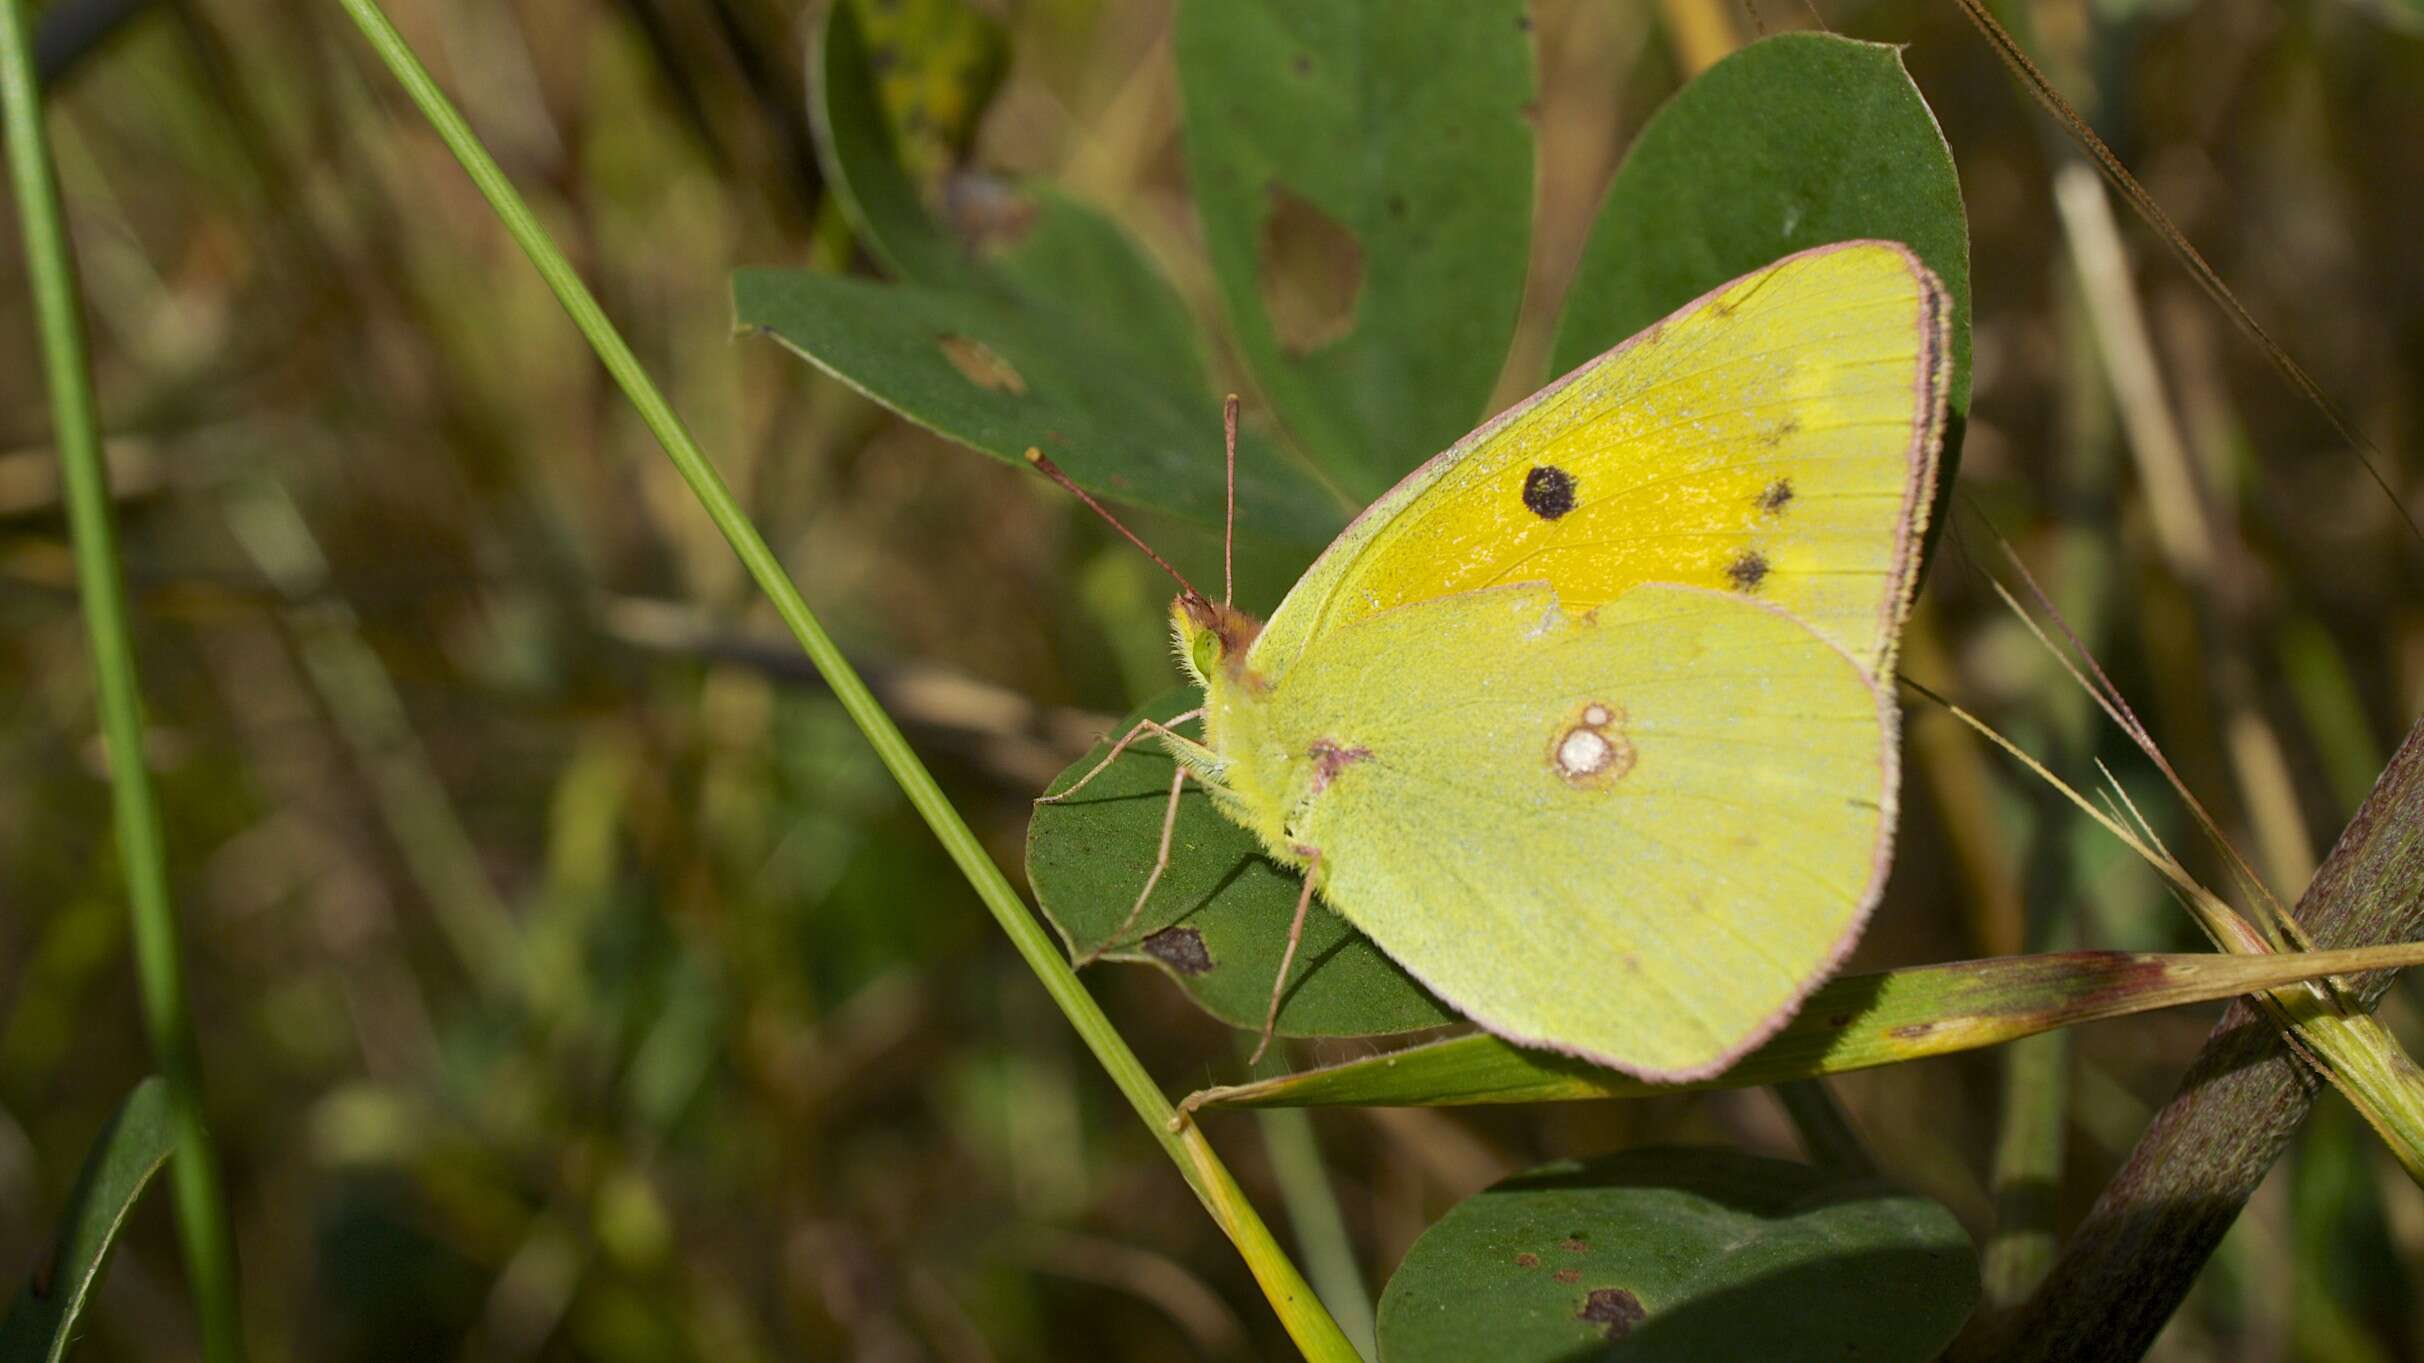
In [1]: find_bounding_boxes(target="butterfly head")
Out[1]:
[1172,593,1262,686]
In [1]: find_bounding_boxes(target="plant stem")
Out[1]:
[0,6,245,1359]
[1248,1044,1378,1360]
[1774,1080,1876,1177]
[2001,717,2424,1362]
[323,2,1354,1355]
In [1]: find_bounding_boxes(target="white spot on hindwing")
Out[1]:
[1557,729,1613,774]
[1549,701,1634,789]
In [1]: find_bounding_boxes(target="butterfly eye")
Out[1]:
[1190,630,1222,676]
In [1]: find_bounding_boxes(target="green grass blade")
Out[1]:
[1186,943,2424,1112]
[1246,1046,1377,1360]
[0,8,244,1358]
[323,2,1354,1355]
[0,1079,177,1363]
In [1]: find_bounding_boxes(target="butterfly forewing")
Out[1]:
[1247,241,1947,687]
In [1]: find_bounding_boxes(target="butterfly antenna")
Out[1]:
[1024,448,1204,601]
[1222,394,1239,607]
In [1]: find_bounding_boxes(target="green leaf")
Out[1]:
[1188,941,2424,1111]
[1376,1148,1976,1363]
[982,185,1211,402]
[1,1078,177,1363]
[737,270,1341,543]
[1024,688,1453,1037]
[1553,33,1971,424]
[769,0,1346,543]
[1177,0,1535,499]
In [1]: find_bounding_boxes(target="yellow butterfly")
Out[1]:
[1036,240,1948,1080]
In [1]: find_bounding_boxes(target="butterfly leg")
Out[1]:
[1249,844,1321,1066]
[1076,763,1190,967]
[1033,708,1207,805]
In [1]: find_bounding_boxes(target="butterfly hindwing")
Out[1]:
[1264,583,1894,1079]
[1246,241,1947,687]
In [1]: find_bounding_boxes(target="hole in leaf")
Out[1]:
[937,334,1027,394]
[1255,184,1362,356]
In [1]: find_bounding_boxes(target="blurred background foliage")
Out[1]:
[2,0,2422,1359]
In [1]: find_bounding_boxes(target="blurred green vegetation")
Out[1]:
[3,0,2422,1360]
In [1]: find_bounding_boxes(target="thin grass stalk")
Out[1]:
[0,5,245,1358]
[1245,1041,1378,1361]
[219,475,522,995]
[2000,717,2424,1363]
[2051,161,2317,892]
[1774,1080,1876,1176]
[321,2,1354,1355]
[1970,278,2118,1342]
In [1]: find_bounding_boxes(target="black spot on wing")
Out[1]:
[1757,478,1794,514]
[1522,465,1577,520]
[1726,550,1770,591]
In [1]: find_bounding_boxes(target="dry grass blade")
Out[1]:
[1916,553,2424,1181]
[1952,0,2422,554]
[1994,718,2424,1362]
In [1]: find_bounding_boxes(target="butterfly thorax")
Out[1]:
[1166,595,1321,872]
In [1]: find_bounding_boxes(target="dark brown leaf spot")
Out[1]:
[1513,1252,1540,1269]
[1523,465,1578,520]
[1726,549,1770,591]
[1757,478,1795,515]
[1257,186,1362,355]
[1143,926,1213,976]
[938,335,1026,395]
[1578,1287,1647,1340]
[1553,1267,1581,1284]
[1560,1236,1589,1254]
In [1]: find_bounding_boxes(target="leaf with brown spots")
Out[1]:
[1024,688,1453,1037]
[937,334,1026,394]
[1186,942,2424,1111]
[755,1,1344,543]
[1375,1148,1974,1363]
